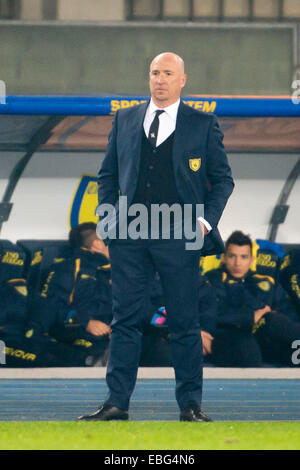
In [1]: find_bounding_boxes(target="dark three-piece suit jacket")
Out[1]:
[97,100,234,256]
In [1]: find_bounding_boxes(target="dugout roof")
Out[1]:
[0,95,300,153]
[0,95,299,242]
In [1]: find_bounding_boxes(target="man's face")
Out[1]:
[223,244,253,279]
[149,53,186,107]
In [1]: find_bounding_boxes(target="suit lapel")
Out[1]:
[128,100,191,179]
[173,101,193,174]
[129,101,149,176]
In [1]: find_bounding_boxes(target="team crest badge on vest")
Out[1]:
[189,158,201,172]
[258,280,271,292]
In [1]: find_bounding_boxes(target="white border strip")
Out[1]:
[0,367,300,379]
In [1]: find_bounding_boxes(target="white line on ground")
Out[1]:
[0,367,300,379]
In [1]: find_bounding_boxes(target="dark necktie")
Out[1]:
[148,110,164,147]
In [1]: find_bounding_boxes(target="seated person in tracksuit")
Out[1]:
[202,230,300,367]
[279,249,300,317]
[29,222,113,366]
[0,276,33,367]
[0,242,49,368]
[0,243,86,368]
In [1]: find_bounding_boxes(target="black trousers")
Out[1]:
[106,236,203,411]
[211,329,263,367]
[50,324,109,363]
[256,312,300,366]
[210,313,300,367]
[140,325,173,367]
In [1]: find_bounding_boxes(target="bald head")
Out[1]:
[150,52,185,74]
[149,52,187,108]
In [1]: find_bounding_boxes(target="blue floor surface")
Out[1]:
[0,379,299,421]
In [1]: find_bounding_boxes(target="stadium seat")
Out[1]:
[0,239,26,282]
[256,243,300,280]
[255,249,279,279]
[280,243,300,253]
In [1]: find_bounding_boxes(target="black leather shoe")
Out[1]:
[180,403,212,422]
[78,404,128,421]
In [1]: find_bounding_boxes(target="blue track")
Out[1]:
[1,379,300,421]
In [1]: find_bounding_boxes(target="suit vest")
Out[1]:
[132,131,183,209]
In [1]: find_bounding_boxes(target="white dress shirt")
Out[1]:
[143,99,180,147]
[143,99,212,234]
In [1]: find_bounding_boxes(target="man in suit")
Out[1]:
[79,52,234,422]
